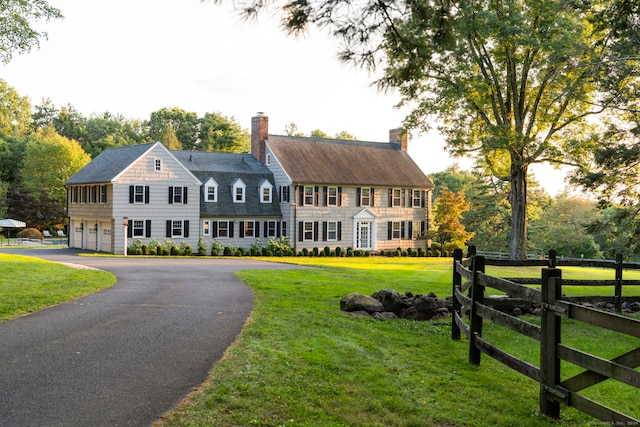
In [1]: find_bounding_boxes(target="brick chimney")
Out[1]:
[251,113,269,163]
[389,128,408,151]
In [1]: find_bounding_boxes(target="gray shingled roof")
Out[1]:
[266,135,434,188]
[172,151,281,217]
[65,143,156,184]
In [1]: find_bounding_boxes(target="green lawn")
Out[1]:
[0,253,117,321]
[157,257,640,427]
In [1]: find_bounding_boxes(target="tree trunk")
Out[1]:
[509,159,528,259]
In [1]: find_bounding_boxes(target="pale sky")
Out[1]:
[1,0,569,194]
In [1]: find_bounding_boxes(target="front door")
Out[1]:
[356,221,372,250]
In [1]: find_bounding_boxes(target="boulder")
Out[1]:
[340,293,385,314]
[371,289,402,314]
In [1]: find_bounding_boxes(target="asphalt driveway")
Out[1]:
[0,249,300,426]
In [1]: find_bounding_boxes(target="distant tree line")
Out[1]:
[0,79,250,232]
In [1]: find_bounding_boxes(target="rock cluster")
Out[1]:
[340,289,452,320]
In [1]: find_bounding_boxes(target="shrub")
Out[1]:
[211,240,223,256]
[180,242,192,256]
[17,228,44,240]
[346,248,354,257]
[324,246,331,256]
[223,246,234,256]
[149,248,157,256]
[162,247,170,256]
[236,247,245,257]
[197,238,207,256]
[141,244,149,255]
[302,248,309,256]
[335,247,342,257]
[170,245,180,256]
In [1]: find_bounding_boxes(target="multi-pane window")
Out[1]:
[327,187,338,206]
[172,186,183,204]
[134,185,145,204]
[155,158,162,172]
[99,185,107,203]
[203,220,211,237]
[392,189,402,207]
[172,220,183,237]
[413,190,422,207]
[304,221,314,240]
[327,221,338,241]
[280,186,291,203]
[360,188,371,207]
[413,221,421,239]
[207,186,216,202]
[133,220,145,238]
[80,186,87,204]
[243,221,256,238]
[303,186,314,206]
[218,221,229,238]
[391,221,401,239]
[205,178,217,202]
[266,221,277,237]
[260,180,273,203]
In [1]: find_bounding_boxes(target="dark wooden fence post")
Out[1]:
[540,267,563,418]
[452,248,463,341]
[548,249,557,268]
[467,245,476,258]
[468,255,485,366]
[615,254,623,314]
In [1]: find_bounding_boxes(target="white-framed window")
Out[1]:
[413,221,421,239]
[260,180,273,203]
[392,188,402,207]
[155,158,162,172]
[392,221,401,239]
[327,186,338,206]
[360,187,371,207]
[172,186,183,204]
[99,185,107,204]
[413,190,422,207]
[232,179,246,203]
[304,221,314,240]
[243,221,256,238]
[133,220,146,238]
[327,221,338,241]
[171,220,183,237]
[203,220,211,237]
[266,154,271,166]
[280,186,290,203]
[218,221,230,238]
[204,178,218,202]
[303,186,314,206]
[266,220,277,237]
[134,185,145,204]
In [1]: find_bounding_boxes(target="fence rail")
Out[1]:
[452,247,640,423]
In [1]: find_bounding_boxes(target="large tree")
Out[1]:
[0,79,32,137]
[235,0,639,258]
[0,0,62,63]
[199,112,249,153]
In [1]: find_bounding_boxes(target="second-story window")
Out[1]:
[360,188,371,207]
[155,158,162,172]
[169,186,187,204]
[233,179,246,203]
[303,186,314,206]
[134,185,145,204]
[327,186,338,206]
[392,188,402,207]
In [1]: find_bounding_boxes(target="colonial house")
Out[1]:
[65,114,434,254]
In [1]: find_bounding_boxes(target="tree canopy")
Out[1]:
[236,0,640,259]
[0,0,62,63]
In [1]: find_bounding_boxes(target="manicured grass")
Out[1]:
[157,257,639,426]
[0,253,117,321]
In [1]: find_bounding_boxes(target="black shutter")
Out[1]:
[422,190,426,208]
[146,220,151,238]
[287,186,291,202]
[337,222,342,240]
[229,222,234,238]
[356,188,361,207]
[264,221,268,238]
[322,221,328,241]
[279,186,282,203]
[401,222,406,239]
[338,187,342,206]
[183,187,188,204]
[421,221,426,235]
[166,220,171,237]
[388,222,392,240]
[255,221,260,237]
[212,222,218,238]
[277,221,281,237]
[388,189,393,207]
[129,186,134,204]
[282,221,287,237]
[408,221,413,239]
[313,221,319,241]
[184,221,189,238]
[145,186,150,204]
[127,220,133,238]
[168,187,173,204]
[323,186,328,206]
[371,188,375,207]
[314,186,319,206]
[298,222,303,242]
[239,221,245,238]
[299,187,304,206]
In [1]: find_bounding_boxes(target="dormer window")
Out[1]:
[204,177,218,202]
[259,179,273,203]
[232,178,246,203]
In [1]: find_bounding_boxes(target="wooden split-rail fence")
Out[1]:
[452,246,640,423]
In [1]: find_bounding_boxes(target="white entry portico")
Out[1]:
[353,209,376,251]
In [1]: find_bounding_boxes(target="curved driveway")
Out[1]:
[0,249,300,427]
